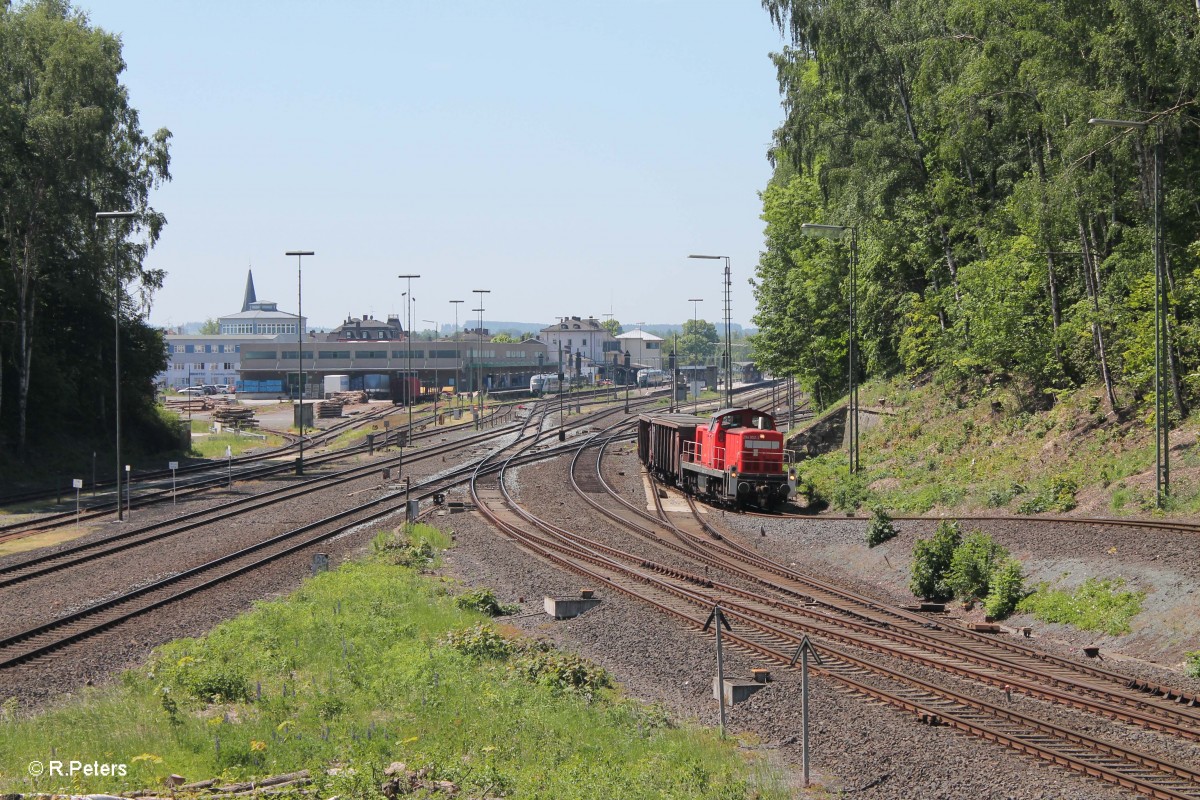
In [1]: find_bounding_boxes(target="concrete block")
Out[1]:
[543,592,601,619]
[712,676,767,705]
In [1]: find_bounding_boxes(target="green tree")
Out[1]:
[199,318,220,335]
[755,0,1200,416]
[0,0,172,458]
[679,318,718,364]
[600,318,622,338]
[491,332,516,343]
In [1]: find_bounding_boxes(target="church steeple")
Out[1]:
[241,269,257,312]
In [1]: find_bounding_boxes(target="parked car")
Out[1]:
[179,387,205,396]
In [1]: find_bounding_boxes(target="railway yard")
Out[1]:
[2,384,1200,799]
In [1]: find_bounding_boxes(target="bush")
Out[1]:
[1186,651,1200,679]
[983,559,1026,619]
[157,655,250,704]
[442,624,513,659]
[455,587,519,617]
[512,642,613,700]
[865,507,898,548]
[945,531,1008,601]
[909,520,961,601]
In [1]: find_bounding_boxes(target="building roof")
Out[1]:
[616,328,663,342]
[220,299,301,321]
[541,316,605,332]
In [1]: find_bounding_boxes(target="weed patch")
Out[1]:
[1017,577,1145,635]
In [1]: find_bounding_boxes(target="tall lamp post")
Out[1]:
[558,341,566,440]
[800,223,859,474]
[688,298,703,412]
[97,210,138,520]
[423,319,439,420]
[398,274,420,441]
[286,251,314,475]
[472,289,490,428]
[688,255,733,407]
[1089,115,1168,505]
[450,300,464,406]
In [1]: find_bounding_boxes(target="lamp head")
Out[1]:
[801,223,850,240]
[1088,117,1147,130]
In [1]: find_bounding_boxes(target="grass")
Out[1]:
[1016,577,1146,636]
[0,522,785,799]
[190,429,284,459]
[795,375,1200,515]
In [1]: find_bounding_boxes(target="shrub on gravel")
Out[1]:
[909,520,962,601]
[1017,577,1145,635]
[983,559,1026,619]
[945,531,1009,601]
[1186,652,1200,679]
[454,587,519,617]
[865,507,898,547]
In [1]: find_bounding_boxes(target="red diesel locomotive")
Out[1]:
[637,407,796,509]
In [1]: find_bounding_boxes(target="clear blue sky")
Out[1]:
[90,1,788,332]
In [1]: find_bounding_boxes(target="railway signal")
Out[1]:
[702,605,733,736]
[790,636,824,786]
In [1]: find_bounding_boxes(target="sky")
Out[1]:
[89,1,790,332]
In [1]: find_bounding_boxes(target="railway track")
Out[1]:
[0,390,682,671]
[0,402,521,542]
[465,415,1200,799]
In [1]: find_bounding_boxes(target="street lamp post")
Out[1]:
[398,274,420,442]
[800,223,859,474]
[472,289,490,428]
[286,251,314,475]
[97,210,137,520]
[423,319,439,420]
[688,256,733,407]
[558,341,565,441]
[688,298,703,412]
[450,300,464,408]
[1089,116,1168,505]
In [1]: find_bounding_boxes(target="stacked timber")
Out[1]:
[331,390,369,405]
[164,398,210,412]
[316,400,344,419]
[212,406,258,429]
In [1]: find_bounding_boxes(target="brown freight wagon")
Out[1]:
[637,412,707,486]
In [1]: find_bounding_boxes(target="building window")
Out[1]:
[243,350,278,360]
[647,342,660,350]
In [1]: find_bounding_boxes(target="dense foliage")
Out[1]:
[753,0,1200,415]
[0,1,172,464]
[909,519,962,600]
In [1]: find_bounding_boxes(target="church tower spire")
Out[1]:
[242,268,257,312]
